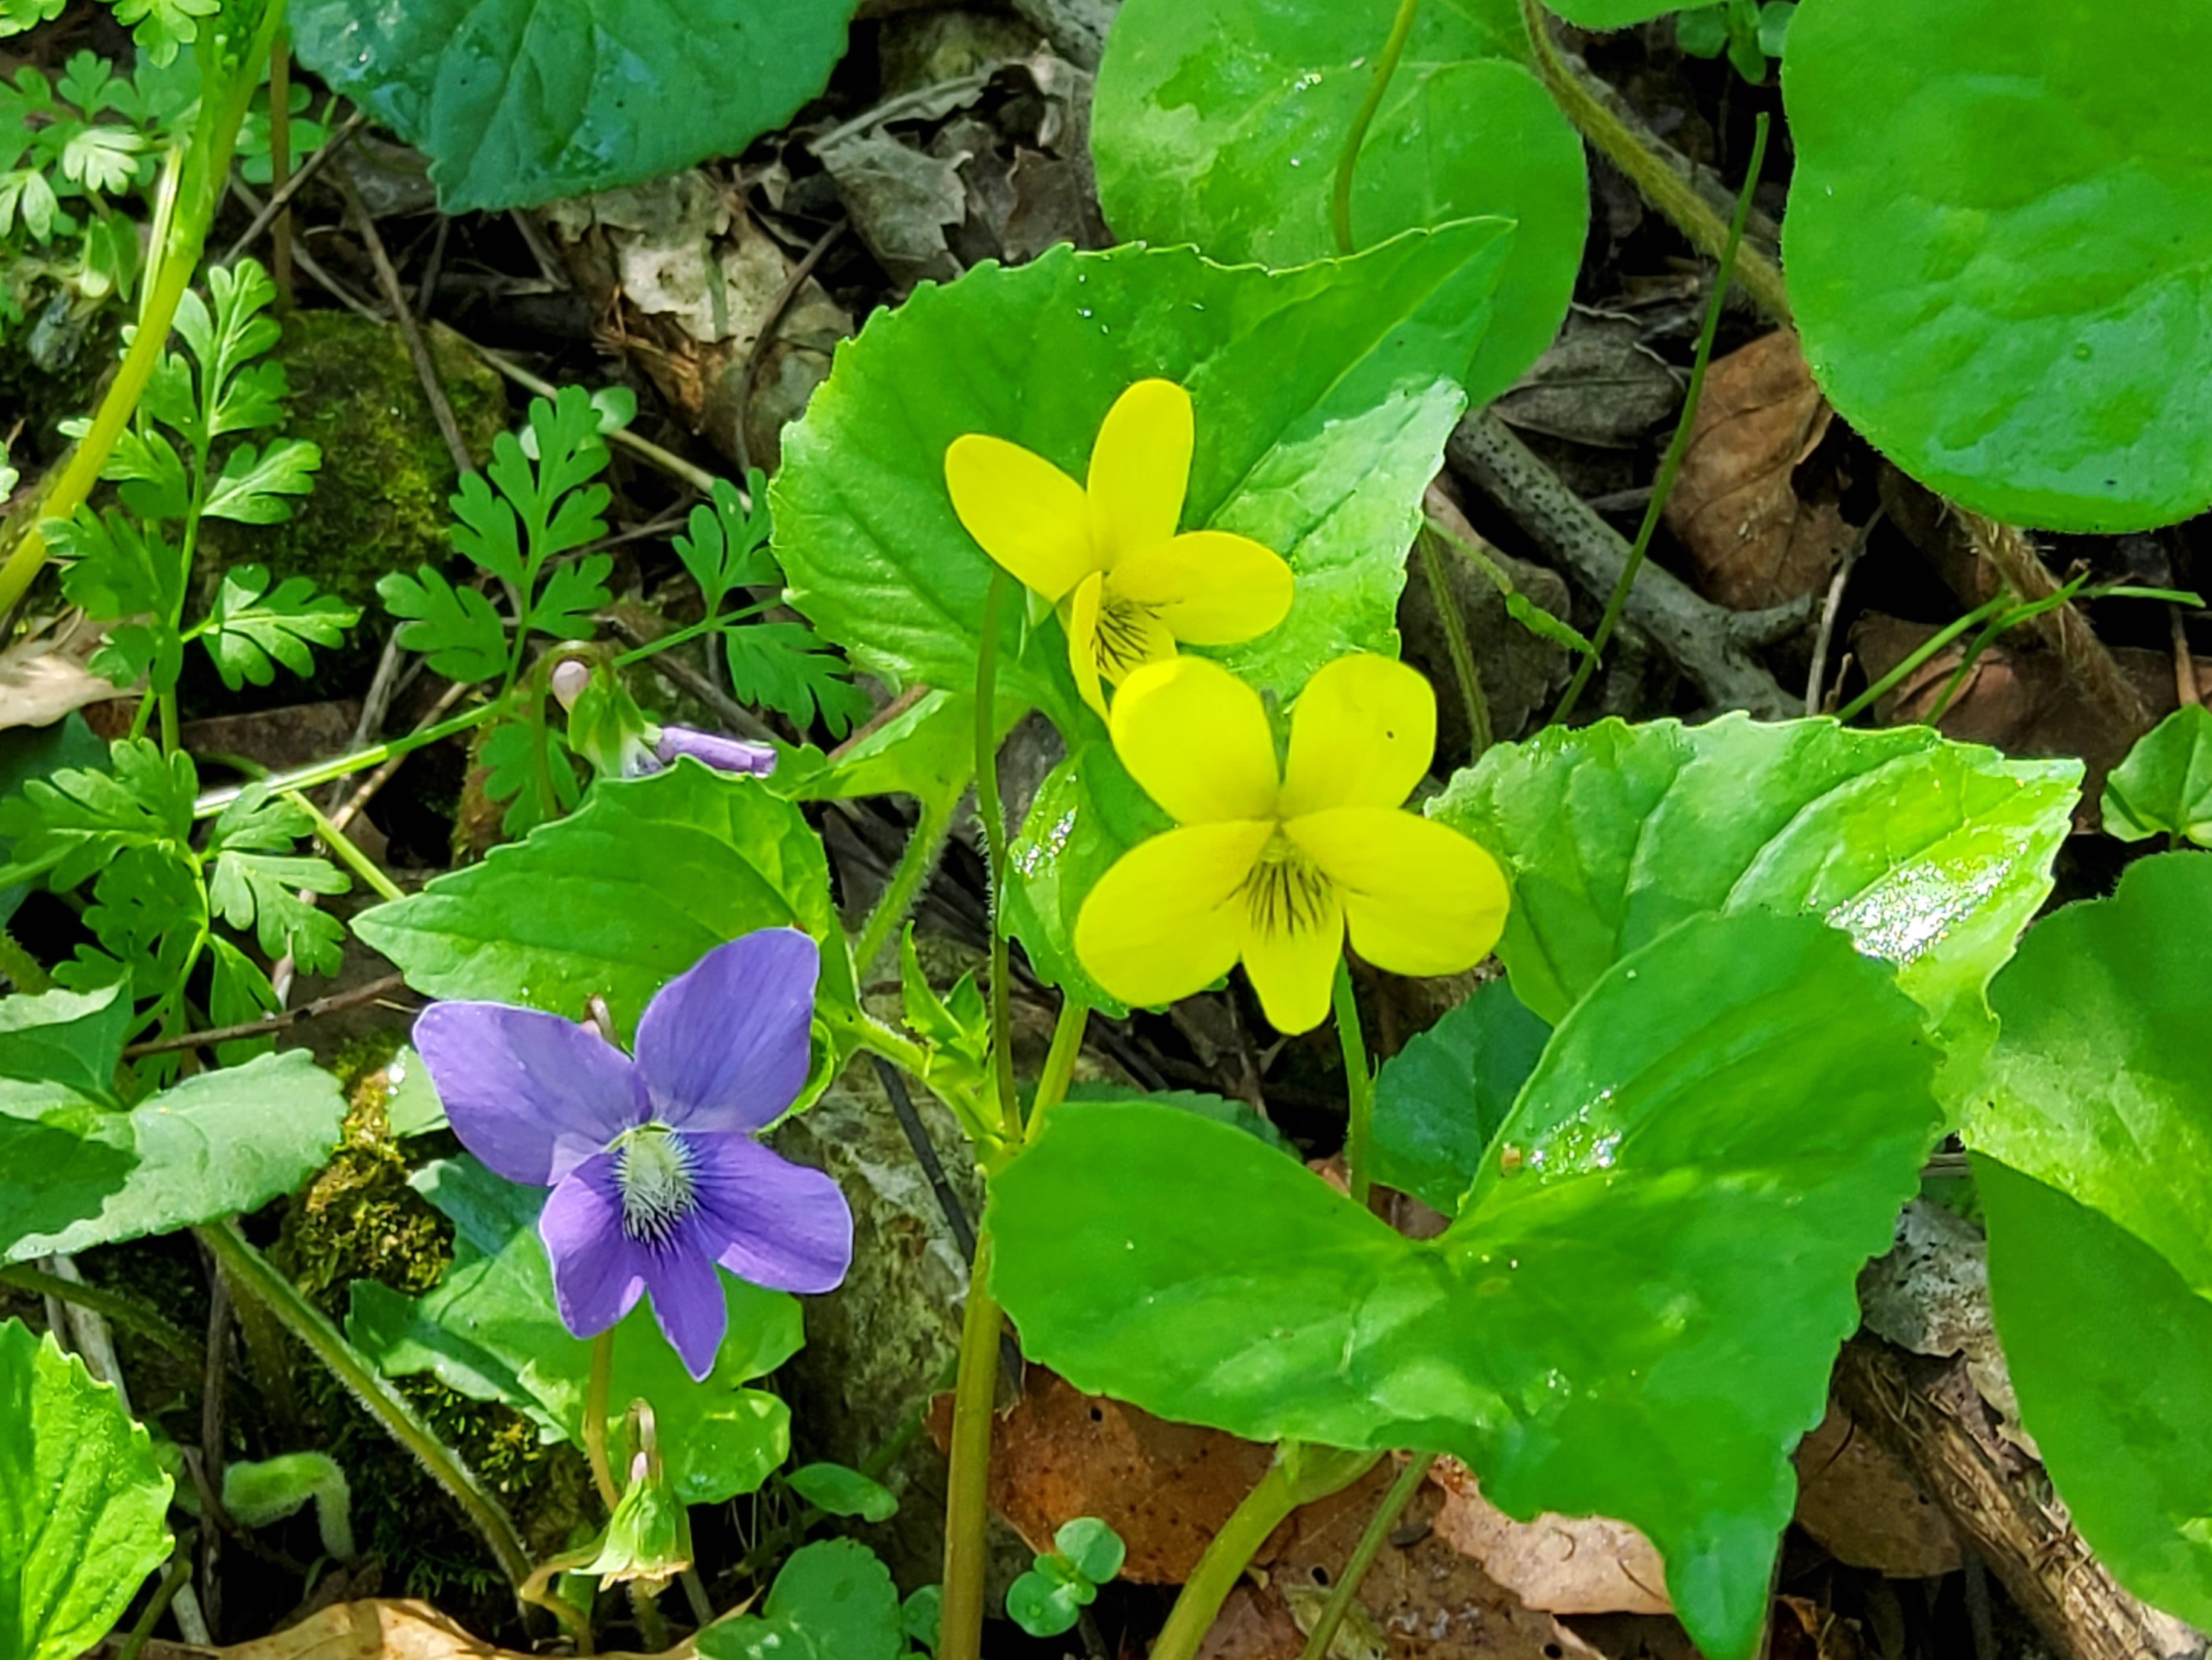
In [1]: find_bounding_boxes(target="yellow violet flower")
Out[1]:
[944,379,1295,716]
[1074,652,1510,1034]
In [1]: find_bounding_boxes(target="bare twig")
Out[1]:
[332,163,473,475]
[733,218,846,475]
[224,179,382,322]
[218,110,368,267]
[1446,411,1799,717]
[2174,606,2202,709]
[1807,509,1882,715]
[122,973,411,1059]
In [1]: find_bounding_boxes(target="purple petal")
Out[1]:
[634,929,818,1133]
[541,1154,650,1338]
[415,1003,645,1185]
[642,1237,729,1381]
[655,727,779,777]
[684,1130,854,1296]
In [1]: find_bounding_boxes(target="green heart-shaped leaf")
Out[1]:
[0,1318,173,1660]
[991,909,1940,1660]
[290,0,860,213]
[1430,715,2080,1058]
[1970,851,2212,1626]
[1782,0,2212,530]
[1092,0,1584,403]
[1370,976,1550,1214]
[353,762,844,1041]
[774,228,1513,730]
[2101,704,2212,847]
[349,1156,803,1506]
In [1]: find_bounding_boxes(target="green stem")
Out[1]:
[1025,996,1089,1141]
[283,790,404,903]
[1519,0,1790,324]
[1416,529,1492,765]
[0,1263,203,1364]
[1295,1454,1437,1660]
[584,1329,620,1513]
[1552,111,1770,726]
[0,4,284,615]
[192,700,498,818]
[0,927,50,994]
[1333,0,1424,254]
[1332,960,1376,1208]
[198,1217,535,1596]
[854,795,955,981]
[115,1541,196,1660]
[1152,1446,1380,1660]
[610,600,773,669]
[520,1546,599,1655]
[938,1232,1003,1660]
[973,569,1019,1144]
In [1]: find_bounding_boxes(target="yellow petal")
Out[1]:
[1278,654,1438,818]
[1094,591,1179,687]
[1087,380,1193,568]
[1286,807,1508,978]
[945,433,1096,601]
[1075,820,1273,1010]
[1112,530,1296,646]
[1110,656,1279,825]
[1237,845,1345,1035]
[1063,572,1109,720]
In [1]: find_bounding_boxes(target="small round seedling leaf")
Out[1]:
[0,1318,174,1660]
[1783,0,2212,530]
[1054,1517,1127,1586]
[786,1461,899,1523]
[1006,1569,1087,1638]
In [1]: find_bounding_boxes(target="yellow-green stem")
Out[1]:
[973,569,1019,1143]
[193,700,498,818]
[939,1232,1003,1660]
[584,1328,620,1512]
[1025,996,1089,1141]
[1521,0,1789,323]
[855,795,956,980]
[197,1217,535,1595]
[1296,1454,1437,1660]
[1333,959,1376,1208]
[1152,1446,1379,1660]
[283,790,403,902]
[0,6,284,616]
[1333,0,1424,254]
[1552,111,1770,726]
[1417,529,1492,765]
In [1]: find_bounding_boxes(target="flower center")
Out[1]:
[1239,833,1332,940]
[614,1125,698,1246]
[1094,590,1162,675]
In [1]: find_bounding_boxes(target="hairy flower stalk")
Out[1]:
[415,928,852,1379]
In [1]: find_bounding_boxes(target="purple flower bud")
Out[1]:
[549,659,592,710]
[653,726,778,778]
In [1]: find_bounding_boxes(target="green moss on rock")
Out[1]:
[205,311,508,609]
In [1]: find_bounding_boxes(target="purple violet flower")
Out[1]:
[413,928,851,1380]
[653,726,778,777]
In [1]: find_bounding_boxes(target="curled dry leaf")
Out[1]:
[1428,1457,1671,1618]
[100,1598,685,1660]
[1202,1460,1605,1660]
[1792,1405,1963,1578]
[1665,329,1856,612]
[0,611,135,731]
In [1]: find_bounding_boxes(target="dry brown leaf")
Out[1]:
[1494,310,1682,450]
[925,1369,1274,1583]
[1792,1405,1962,1578]
[1665,329,1853,611]
[1429,1459,1670,1617]
[1851,613,2208,809]
[0,612,131,730]
[98,1600,682,1660]
[1201,1462,1605,1660]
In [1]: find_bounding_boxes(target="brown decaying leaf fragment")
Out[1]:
[1665,329,1855,612]
[1427,1459,1671,1618]
[93,1599,688,1660]
[1790,1405,1962,1578]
